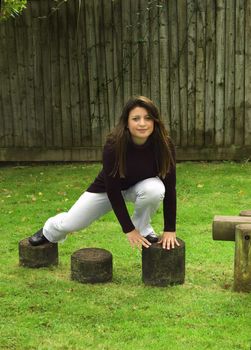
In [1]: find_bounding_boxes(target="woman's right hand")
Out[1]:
[126,229,151,250]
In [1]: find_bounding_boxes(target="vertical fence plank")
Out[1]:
[224,0,235,146]
[0,38,5,144]
[187,0,196,146]
[235,0,245,146]
[67,0,81,147]
[93,0,102,133]
[23,4,37,147]
[215,0,225,146]
[112,0,124,124]
[177,0,188,146]
[58,1,72,148]
[50,8,62,148]
[5,20,21,147]
[0,84,4,146]
[8,19,23,147]
[139,0,150,98]
[103,0,114,130]
[85,0,100,145]
[31,1,45,147]
[39,0,53,147]
[95,0,108,144]
[77,0,91,146]
[149,1,160,103]
[16,14,28,147]
[131,0,141,96]
[168,0,180,143]
[122,0,132,102]
[159,1,170,129]
[0,25,8,147]
[205,0,216,146]
[195,1,206,146]
[245,1,251,145]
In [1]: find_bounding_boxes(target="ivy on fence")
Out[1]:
[0,0,27,22]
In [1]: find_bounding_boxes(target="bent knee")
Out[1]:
[138,178,165,201]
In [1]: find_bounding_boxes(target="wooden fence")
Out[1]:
[0,0,251,161]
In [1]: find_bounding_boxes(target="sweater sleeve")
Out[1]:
[102,145,135,233]
[162,142,177,232]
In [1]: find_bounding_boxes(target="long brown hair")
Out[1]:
[107,96,175,178]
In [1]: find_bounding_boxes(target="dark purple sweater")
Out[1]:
[87,136,176,233]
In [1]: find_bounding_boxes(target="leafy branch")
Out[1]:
[0,0,27,22]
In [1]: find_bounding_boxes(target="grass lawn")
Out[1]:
[0,161,251,350]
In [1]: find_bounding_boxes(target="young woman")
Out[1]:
[29,96,179,250]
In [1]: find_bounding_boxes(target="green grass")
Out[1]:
[0,161,251,350]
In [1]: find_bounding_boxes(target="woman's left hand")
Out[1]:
[159,231,180,250]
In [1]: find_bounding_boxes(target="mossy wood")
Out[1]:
[71,248,112,284]
[239,210,251,217]
[212,215,251,241]
[19,238,58,268]
[142,238,185,287]
[234,224,251,292]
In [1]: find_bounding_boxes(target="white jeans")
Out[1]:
[43,177,165,243]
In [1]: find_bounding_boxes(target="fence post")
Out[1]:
[234,224,251,292]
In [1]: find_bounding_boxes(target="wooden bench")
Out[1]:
[212,210,251,292]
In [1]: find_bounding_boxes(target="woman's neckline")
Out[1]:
[128,134,153,149]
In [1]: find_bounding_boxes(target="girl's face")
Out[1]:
[127,106,154,145]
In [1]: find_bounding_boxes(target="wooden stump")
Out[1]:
[212,215,251,241]
[234,224,251,292]
[19,238,58,268]
[71,248,112,284]
[239,210,251,217]
[142,238,185,287]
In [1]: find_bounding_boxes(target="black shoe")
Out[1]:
[28,228,49,246]
[145,233,158,243]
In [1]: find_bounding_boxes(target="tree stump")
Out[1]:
[212,215,251,241]
[239,210,251,217]
[142,238,185,287]
[19,238,58,268]
[234,224,251,292]
[71,248,112,284]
